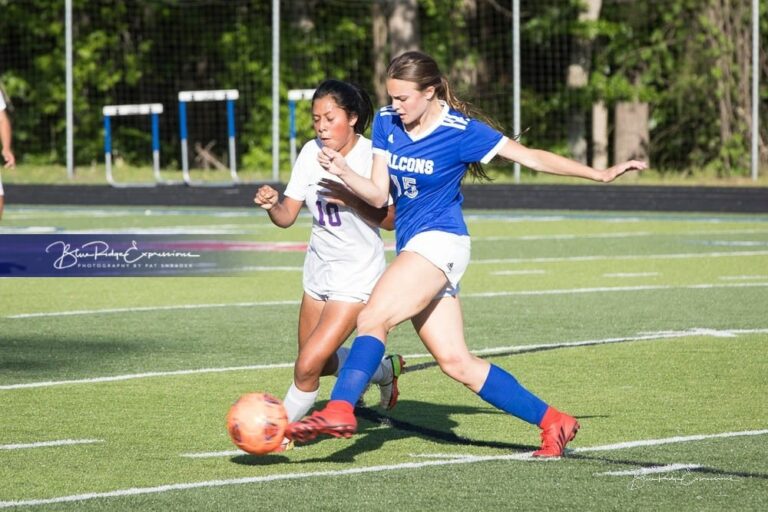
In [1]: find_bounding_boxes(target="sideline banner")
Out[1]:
[0,235,253,277]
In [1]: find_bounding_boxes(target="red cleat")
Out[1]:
[286,400,357,444]
[532,407,580,458]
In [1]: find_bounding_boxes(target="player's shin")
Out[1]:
[477,364,549,425]
[330,335,386,406]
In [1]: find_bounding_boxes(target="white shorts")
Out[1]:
[401,231,471,297]
[304,287,368,304]
[0,172,4,196]
[302,245,384,304]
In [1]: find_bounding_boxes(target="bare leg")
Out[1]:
[294,293,363,392]
[411,295,491,392]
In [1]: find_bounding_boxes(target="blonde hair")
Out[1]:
[386,51,495,181]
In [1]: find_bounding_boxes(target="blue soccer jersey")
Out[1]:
[372,102,508,251]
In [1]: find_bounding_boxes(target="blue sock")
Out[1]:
[330,335,385,405]
[477,364,549,425]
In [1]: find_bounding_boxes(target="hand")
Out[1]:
[317,178,357,208]
[317,146,348,178]
[602,160,647,182]
[2,148,15,169]
[253,185,279,210]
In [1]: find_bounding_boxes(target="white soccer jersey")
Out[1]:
[284,135,385,300]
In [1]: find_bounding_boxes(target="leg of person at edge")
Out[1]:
[285,51,647,458]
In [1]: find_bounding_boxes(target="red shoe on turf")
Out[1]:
[532,407,580,458]
[285,400,357,444]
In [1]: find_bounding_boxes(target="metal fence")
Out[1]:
[0,0,765,183]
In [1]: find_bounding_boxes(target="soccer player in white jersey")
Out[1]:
[287,52,647,458]
[0,87,17,220]
[253,80,404,451]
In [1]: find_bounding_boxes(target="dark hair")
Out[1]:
[387,51,494,181]
[312,79,374,135]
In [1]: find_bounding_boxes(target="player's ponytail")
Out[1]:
[387,51,494,181]
[313,79,373,135]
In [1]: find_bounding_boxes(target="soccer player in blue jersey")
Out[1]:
[287,52,647,457]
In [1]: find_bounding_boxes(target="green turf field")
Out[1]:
[1,205,767,511]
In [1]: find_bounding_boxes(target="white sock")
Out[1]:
[282,382,319,422]
[334,346,351,376]
[338,346,388,383]
[370,356,389,384]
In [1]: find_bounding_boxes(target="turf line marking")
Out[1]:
[464,328,768,359]
[596,464,702,477]
[6,281,768,320]
[4,431,761,509]
[603,272,660,278]
[720,274,768,281]
[572,429,768,453]
[464,281,768,299]
[3,328,766,391]
[491,270,546,276]
[475,231,651,241]
[5,300,300,319]
[0,363,294,390]
[0,439,104,451]
[474,249,768,264]
[182,449,249,458]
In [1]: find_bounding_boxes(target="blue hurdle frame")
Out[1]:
[178,89,239,186]
[287,89,316,168]
[102,103,164,188]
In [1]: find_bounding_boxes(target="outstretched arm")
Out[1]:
[318,147,390,208]
[253,185,303,228]
[496,138,646,182]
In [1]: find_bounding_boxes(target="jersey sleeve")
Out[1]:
[459,119,508,164]
[371,107,393,157]
[283,139,318,201]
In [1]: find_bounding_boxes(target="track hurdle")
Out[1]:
[102,103,164,188]
[287,89,316,168]
[178,89,239,186]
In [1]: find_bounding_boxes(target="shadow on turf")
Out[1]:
[295,400,538,465]
[0,334,140,374]
[231,409,768,483]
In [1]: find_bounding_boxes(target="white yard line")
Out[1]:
[6,280,768,320]
[491,270,546,276]
[2,430,765,509]
[0,363,294,391]
[0,439,104,451]
[2,328,766,391]
[595,464,703,476]
[464,281,768,298]
[572,429,768,453]
[603,272,660,278]
[475,231,652,241]
[596,463,702,477]
[5,300,300,319]
[474,249,768,264]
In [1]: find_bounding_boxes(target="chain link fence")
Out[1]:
[0,0,765,182]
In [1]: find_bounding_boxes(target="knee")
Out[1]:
[356,305,391,336]
[437,353,475,384]
[293,351,326,382]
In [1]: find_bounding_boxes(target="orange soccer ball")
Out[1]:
[226,392,288,455]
